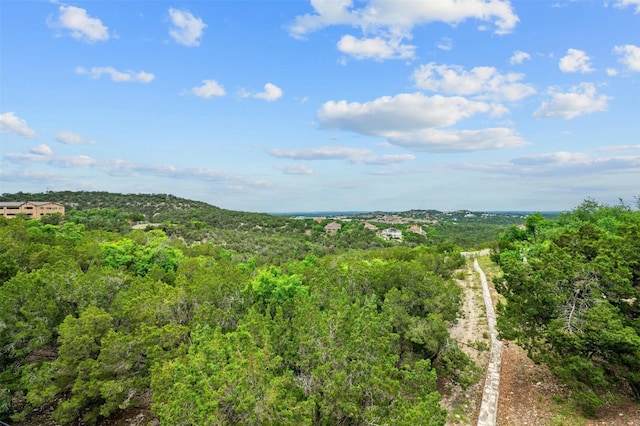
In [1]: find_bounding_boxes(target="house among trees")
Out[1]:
[0,201,65,219]
[381,227,402,240]
[324,222,342,235]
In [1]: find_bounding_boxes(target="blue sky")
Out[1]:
[1,0,639,212]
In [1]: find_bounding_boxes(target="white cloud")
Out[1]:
[50,5,109,43]
[466,150,640,177]
[319,93,491,133]
[606,68,619,76]
[614,44,640,72]
[383,127,529,152]
[269,146,371,161]
[534,83,611,119]
[613,0,640,13]
[239,83,283,101]
[511,151,590,166]
[191,80,226,98]
[0,112,37,137]
[275,164,315,175]
[356,154,416,165]
[0,169,74,186]
[289,0,518,61]
[597,144,640,152]
[103,160,269,189]
[290,0,519,37]
[268,145,415,165]
[510,50,531,65]
[56,130,96,145]
[168,8,206,47]
[316,93,528,152]
[437,37,453,51]
[75,66,154,83]
[412,63,536,101]
[6,152,97,168]
[254,83,283,101]
[3,150,267,190]
[337,34,415,60]
[559,48,594,73]
[30,144,53,156]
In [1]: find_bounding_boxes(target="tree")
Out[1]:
[494,200,640,414]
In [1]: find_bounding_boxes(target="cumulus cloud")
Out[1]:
[613,0,640,13]
[316,92,529,152]
[0,112,37,137]
[510,50,531,65]
[289,0,518,60]
[319,92,490,132]
[559,48,594,73]
[191,80,226,98]
[614,44,640,72]
[533,83,611,119]
[30,144,53,156]
[75,66,154,83]
[168,8,206,47]
[275,164,315,175]
[412,63,536,101]
[49,5,109,43]
[290,0,519,37]
[56,130,96,145]
[254,83,283,101]
[337,34,415,60]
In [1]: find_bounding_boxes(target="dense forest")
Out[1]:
[492,199,640,416]
[2,192,637,424]
[0,192,481,425]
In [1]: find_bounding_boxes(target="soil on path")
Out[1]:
[497,343,640,426]
[441,259,491,425]
[449,254,640,426]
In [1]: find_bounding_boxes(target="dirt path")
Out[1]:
[474,258,502,426]
[468,254,640,426]
[442,256,491,425]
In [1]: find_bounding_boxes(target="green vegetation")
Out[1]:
[492,199,640,416]
[1,192,527,255]
[7,191,635,423]
[0,192,484,425]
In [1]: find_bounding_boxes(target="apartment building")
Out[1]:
[0,201,65,219]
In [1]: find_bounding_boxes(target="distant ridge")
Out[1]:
[0,191,278,226]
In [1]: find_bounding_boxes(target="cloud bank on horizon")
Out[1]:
[1,0,639,212]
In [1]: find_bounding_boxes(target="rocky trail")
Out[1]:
[448,253,640,426]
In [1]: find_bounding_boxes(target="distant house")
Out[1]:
[324,222,342,235]
[364,222,379,231]
[408,224,426,235]
[381,227,402,240]
[0,201,65,219]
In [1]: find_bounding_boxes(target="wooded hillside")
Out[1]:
[0,192,482,425]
